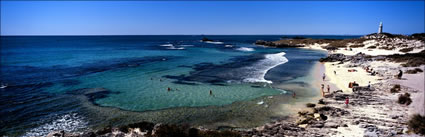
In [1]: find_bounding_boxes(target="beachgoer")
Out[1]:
[368,81,371,89]
[293,92,296,98]
[150,77,153,80]
[334,71,336,75]
[322,73,326,81]
[321,84,324,92]
[209,90,213,96]
[327,85,330,93]
[167,87,171,91]
[345,97,349,107]
[398,70,403,79]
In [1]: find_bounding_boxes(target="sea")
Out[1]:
[0,35,359,136]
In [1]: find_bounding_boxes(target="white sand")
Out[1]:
[323,62,380,93]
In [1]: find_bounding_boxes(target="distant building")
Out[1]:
[378,22,383,34]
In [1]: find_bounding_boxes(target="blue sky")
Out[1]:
[1,1,424,35]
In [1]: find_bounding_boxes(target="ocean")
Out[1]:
[0,35,359,136]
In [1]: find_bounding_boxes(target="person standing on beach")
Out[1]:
[322,73,326,81]
[327,85,330,93]
[293,92,296,98]
[368,81,371,89]
[345,97,349,107]
[334,71,336,75]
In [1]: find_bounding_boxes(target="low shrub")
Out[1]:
[397,93,412,105]
[405,68,424,74]
[367,46,377,49]
[400,47,414,53]
[408,114,425,135]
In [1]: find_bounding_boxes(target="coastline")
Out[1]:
[242,34,425,136]
[39,34,425,137]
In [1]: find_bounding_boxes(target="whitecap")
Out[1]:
[166,47,185,50]
[235,47,255,52]
[179,45,194,47]
[159,44,173,47]
[225,45,233,48]
[242,52,288,84]
[23,113,88,137]
[205,41,224,44]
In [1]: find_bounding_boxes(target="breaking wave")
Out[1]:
[242,52,288,84]
[236,47,255,52]
[23,113,88,137]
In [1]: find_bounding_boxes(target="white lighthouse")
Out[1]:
[378,22,383,34]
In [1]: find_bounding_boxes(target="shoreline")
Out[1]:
[41,34,425,137]
[241,34,425,136]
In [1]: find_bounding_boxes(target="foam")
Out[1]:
[242,52,288,84]
[179,45,194,47]
[166,47,185,50]
[225,45,234,48]
[235,47,255,52]
[205,41,224,44]
[159,44,173,47]
[23,113,88,137]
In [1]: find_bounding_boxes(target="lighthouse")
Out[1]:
[378,22,383,34]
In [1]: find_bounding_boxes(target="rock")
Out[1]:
[318,99,325,104]
[310,122,324,128]
[46,130,65,137]
[325,123,339,128]
[296,117,314,125]
[320,114,328,121]
[298,124,308,128]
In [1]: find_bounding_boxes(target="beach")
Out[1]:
[241,33,425,137]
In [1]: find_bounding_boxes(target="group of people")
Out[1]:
[364,66,378,76]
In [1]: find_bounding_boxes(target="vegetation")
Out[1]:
[397,93,412,105]
[405,68,424,74]
[408,114,425,135]
[367,46,377,49]
[387,50,425,67]
[399,47,414,53]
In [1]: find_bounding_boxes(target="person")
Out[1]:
[334,71,336,75]
[345,97,349,107]
[397,70,403,79]
[209,90,213,96]
[321,84,325,92]
[292,92,296,98]
[322,73,326,81]
[167,87,171,92]
[368,81,371,89]
[327,85,330,93]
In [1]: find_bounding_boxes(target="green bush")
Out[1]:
[408,114,425,135]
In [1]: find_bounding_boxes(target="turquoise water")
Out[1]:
[0,35,340,136]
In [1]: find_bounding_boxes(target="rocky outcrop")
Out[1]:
[255,40,305,47]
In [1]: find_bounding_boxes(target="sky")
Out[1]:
[1,1,424,35]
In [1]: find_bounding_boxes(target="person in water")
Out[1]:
[167,87,171,91]
[209,90,213,96]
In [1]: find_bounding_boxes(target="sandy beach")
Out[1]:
[241,33,425,137]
